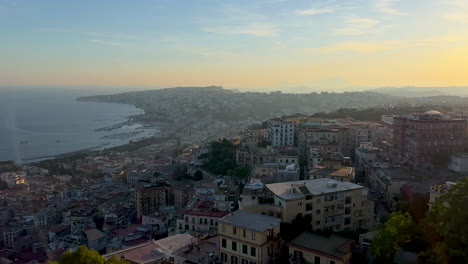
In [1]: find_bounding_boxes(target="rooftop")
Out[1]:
[266,178,364,201]
[84,228,106,241]
[218,210,281,232]
[289,232,353,259]
[104,234,193,264]
[309,166,353,178]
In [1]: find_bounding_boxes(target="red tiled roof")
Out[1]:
[49,224,68,233]
[184,209,229,218]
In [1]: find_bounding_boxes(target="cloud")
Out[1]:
[318,41,403,53]
[89,39,124,46]
[442,13,468,23]
[296,8,335,16]
[375,0,403,16]
[316,37,463,54]
[202,24,277,37]
[333,17,379,35]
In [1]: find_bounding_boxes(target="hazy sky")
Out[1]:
[1,0,468,90]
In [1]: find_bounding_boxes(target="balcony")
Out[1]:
[267,233,281,241]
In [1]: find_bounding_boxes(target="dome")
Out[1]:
[424,110,443,116]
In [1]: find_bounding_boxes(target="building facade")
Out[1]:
[265,179,374,232]
[135,184,168,218]
[268,119,295,147]
[289,232,353,264]
[392,111,467,168]
[218,210,281,264]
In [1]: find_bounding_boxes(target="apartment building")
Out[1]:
[135,184,168,218]
[392,111,467,168]
[354,143,389,183]
[218,210,281,264]
[265,179,374,231]
[250,163,300,185]
[268,119,295,147]
[289,232,353,264]
[177,201,229,233]
[448,153,468,173]
[298,128,347,154]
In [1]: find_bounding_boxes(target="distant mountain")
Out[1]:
[262,78,365,93]
[370,86,468,97]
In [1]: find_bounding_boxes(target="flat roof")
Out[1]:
[309,167,353,177]
[266,178,364,201]
[218,210,281,232]
[289,232,353,259]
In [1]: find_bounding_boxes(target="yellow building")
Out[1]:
[218,210,281,264]
[289,232,353,264]
[265,178,374,231]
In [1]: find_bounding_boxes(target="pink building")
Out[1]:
[392,110,467,168]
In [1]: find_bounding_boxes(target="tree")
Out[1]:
[370,212,418,260]
[47,245,128,264]
[228,166,249,180]
[424,177,468,264]
[193,170,203,181]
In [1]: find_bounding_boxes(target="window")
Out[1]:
[232,241,237,251]
[210,219,214,225]
[231,256,238,264]
[222,239,226,248]
[222,224,226,232]
[315,220,320,225]
[306,203,313,211]
[316,210,321,214]
[250,247,256,257]
[221,253,227,262]
[345,196,352,204]
[345,217,351,225]
[298,202,302,206]
[242,260,248,264]
[242,244,248,254]
[330,261,335,264]
[314,256,321,264]
[233,227,237,235]
[243,229,246,237]
[252,232,256,240]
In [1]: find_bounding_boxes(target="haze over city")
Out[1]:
[1,1,468,264]
[1,0,468,91]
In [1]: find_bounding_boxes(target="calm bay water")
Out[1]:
[0,88,158,163]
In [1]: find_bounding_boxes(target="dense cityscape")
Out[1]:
[0,87,466,264]
[2,0,468,263]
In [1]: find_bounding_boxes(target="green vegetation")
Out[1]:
[47,245,128,264]
[202,139,248,179]
[423,177,468,264]
[369,177,468,264]
[370,212,419,260]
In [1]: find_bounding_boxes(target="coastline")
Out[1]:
[1,95,167,165]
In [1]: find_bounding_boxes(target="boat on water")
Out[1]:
[56,140,61,143]
[20,141,28,144]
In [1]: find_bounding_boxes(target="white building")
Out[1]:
[448,153,468,173]
[268,119,294,147]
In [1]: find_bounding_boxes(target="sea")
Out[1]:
[0,88,160,163]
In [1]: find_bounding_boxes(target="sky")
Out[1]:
[1,0,468,91]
